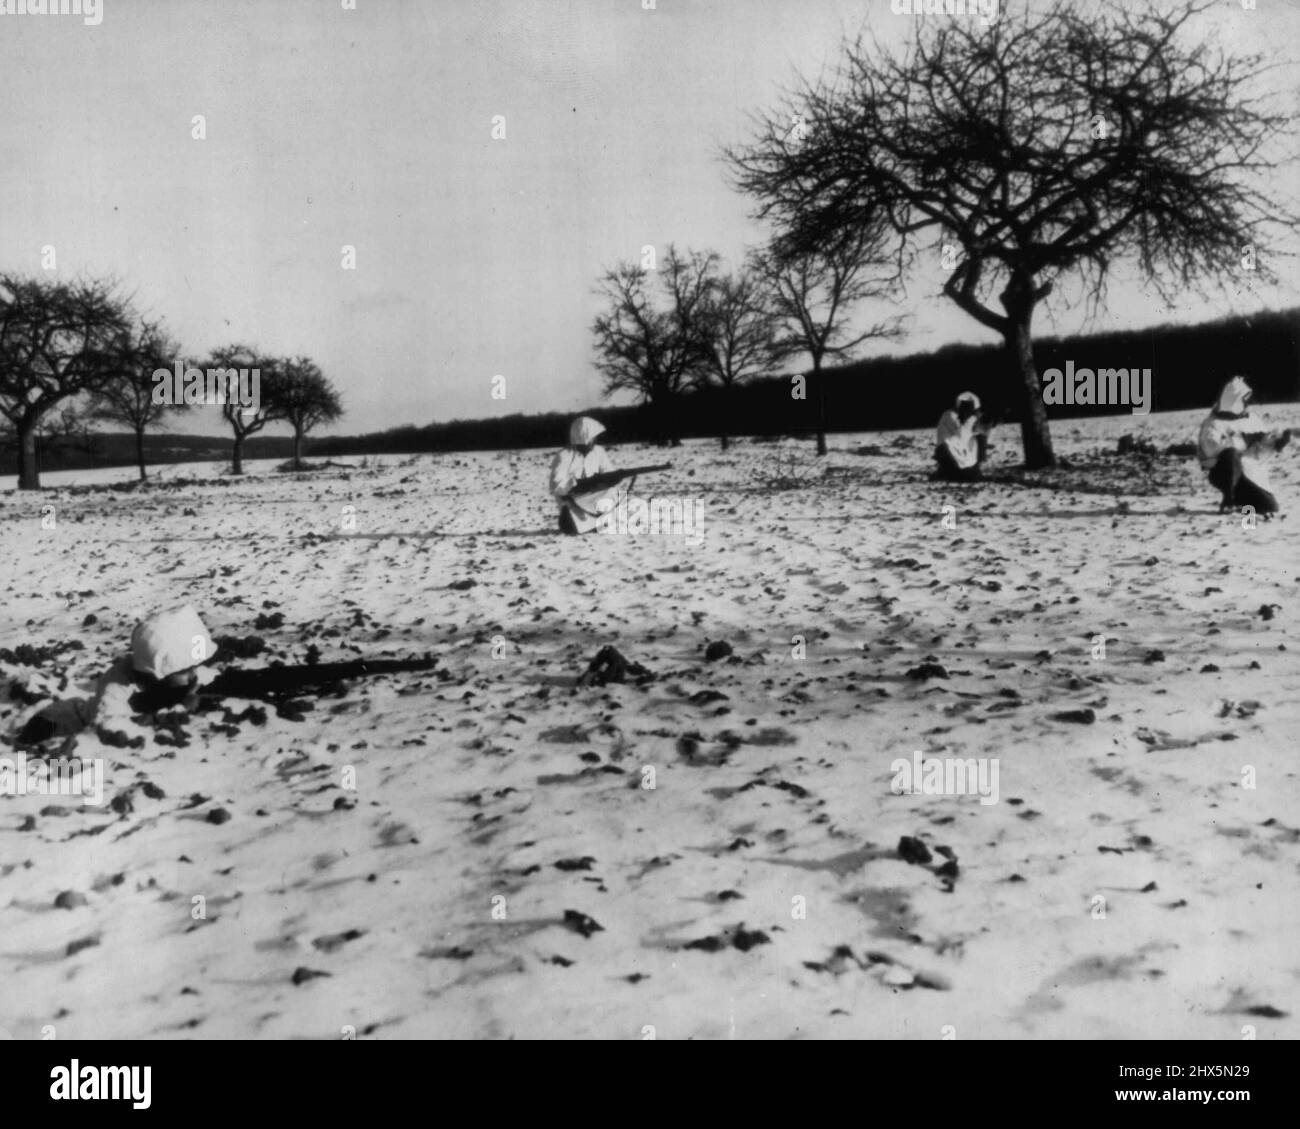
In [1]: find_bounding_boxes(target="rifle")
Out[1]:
[1243,428,1294,453]
[572,463,671,496]
[975,406,1013,433]
[193,656,441,708]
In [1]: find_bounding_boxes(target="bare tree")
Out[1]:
[751,233,902,456]
[0,274,135,488]
[729,0,1294,467]
[278,357,343,470]
[207,344,281,475]
[700,266,782,450]
[91,320,182,481]
[592,245,720,445]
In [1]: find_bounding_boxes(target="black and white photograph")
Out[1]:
[1,0,1297,1089]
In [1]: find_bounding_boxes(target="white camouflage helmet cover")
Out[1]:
[569,416,606,446]
[1215,376,1251,415]
[130,604,215,680]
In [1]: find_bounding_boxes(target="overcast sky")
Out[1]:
[3,0,1298,435]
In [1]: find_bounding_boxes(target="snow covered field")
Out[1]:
[2,407,1298,1039]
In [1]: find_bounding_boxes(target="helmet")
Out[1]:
[1216,376,1251,415]
[569,416,606,446]
[130,605,215,680]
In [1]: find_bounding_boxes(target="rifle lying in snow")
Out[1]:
[572,464,671,496]
[194,656,442,706]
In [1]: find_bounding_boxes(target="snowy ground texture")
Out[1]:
[2,405,1298,1040]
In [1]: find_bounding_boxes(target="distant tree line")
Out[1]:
[22,305,1299,475]
[0,273,343,488]
[19,305,1299,477]
[311,306,1300,458]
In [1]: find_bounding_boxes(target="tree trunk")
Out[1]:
[814,361,828,456]
[720,432,729,451]
[17,420,40,490]
[293,428,304,470]
[231,433,245,475]
[654,395,676,447]
[1006,316,1054,468]
[136,427,147,480]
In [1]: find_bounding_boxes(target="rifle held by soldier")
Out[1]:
[571,463,671,496]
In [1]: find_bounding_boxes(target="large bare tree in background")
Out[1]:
[279,357,343,470]
[92,320,182,481]
[752,232,903,456]
[729,0,1294,467]
[592,246,720,446]
[0,274,135,488]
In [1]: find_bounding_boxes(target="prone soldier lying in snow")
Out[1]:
[10,605,217,748]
